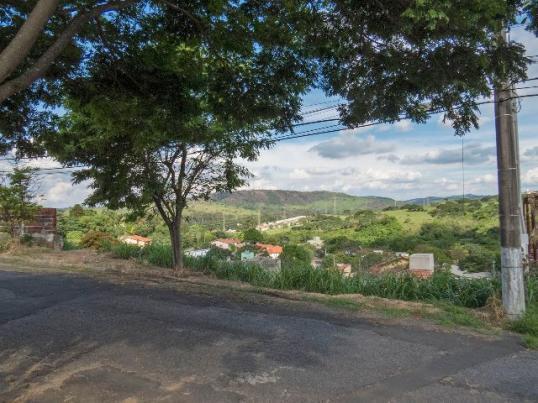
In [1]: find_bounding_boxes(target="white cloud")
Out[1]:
[309,134,395,159]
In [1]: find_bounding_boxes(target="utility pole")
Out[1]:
[494,29,525,319]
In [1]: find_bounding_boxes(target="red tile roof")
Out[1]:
[256,243,283,255]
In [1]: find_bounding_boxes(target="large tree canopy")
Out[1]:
[46,1,315,268]
[2,0,538,153]
[315,0,536,134]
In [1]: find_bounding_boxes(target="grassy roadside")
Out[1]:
[1,247,536,347]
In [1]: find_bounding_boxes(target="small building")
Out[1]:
[256,243,283,259]
[307,236,324,249]
[241,250,255,261]
[12,207,63,249]
[336,263,353,278]
[395,252,410,258]
[211,238,243,250]
[373,249,384,255]
[409,253,435,278]
[120,235,152,247]
[185,248,209,258]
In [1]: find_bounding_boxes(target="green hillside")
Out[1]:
[212,190,395,214]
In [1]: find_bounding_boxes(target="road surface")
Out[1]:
[0,268,537,402]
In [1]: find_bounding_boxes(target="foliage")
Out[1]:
[318,0,534,135]
[80,230,115,250]
[111,243,143,260]
[281,244,312,269]
[0,232,11,252]
[459,244,498,273]
[69,204,85,218]
[46,2,315,269]
[242,228,264,243]
[0,167,40,236]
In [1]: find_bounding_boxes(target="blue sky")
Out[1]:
[5,27,538,208]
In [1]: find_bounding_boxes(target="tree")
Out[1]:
[314,0,538,134]
[281,244,312,269]
[4,0,538,157]
[242,228,264,243]
[69,203,85,217]
[47,3,314,270]
[0,167,40,236]
[0,0,208,155]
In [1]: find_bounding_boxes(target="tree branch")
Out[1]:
[0,0,138,104]
[0,0,62,84]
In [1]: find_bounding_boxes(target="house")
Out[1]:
[256,243,283,259]
[256,216,307,231]
[336,263,353,278]
[120,235,151,247]
[185,248,209,258]
[307,236,324,249]
[241,250,255,261]
[409,253,435,279]
[395,252,410,258]
[211,238,243,250]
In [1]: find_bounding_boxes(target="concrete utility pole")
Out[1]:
[494,29,526,319]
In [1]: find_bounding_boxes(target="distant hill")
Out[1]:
[213,190,396,213]
[404,194,489,206]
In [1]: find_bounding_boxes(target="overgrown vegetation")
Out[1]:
[111,242,498,309]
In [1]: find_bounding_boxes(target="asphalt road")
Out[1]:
[1,269,537,403]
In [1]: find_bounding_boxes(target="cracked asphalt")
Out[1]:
[0,268,537,402]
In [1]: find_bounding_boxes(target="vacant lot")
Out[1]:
[0,258,537,402]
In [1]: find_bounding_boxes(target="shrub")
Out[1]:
[144,244,173,267]
[80,230,115,250]
[111,243,143,260]
[281,244,312,269]
[0,232,11,252]
[459,244,497,273]
[20,234,33,246]
[242,228,264,243]
[65,230,83,246]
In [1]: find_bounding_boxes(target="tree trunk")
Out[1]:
[169,216,184,271]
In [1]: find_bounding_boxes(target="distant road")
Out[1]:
[0,268,537,402]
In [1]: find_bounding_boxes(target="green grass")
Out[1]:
[111,243,499,309]
[508,305,538,349]
[428,302,487,330]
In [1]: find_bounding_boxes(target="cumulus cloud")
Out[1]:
[400,143,495,165]
[471,174,497,185]
[526,168,538,184]
[523,146,538,161]
[309,135,395,159]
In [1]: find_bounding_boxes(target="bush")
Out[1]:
[144,244,174,267]
[80,230,115,250]
[0,232,11,252]
[281,244,312,269]
[459,244,497,273]
[242,228,264,243]
[65,230,83,246]
[111,243,143,260]
[20,234,33,246]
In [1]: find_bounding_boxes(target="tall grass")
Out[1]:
[111,243,499,308]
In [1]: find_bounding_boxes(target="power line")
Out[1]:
[274,92,538,142]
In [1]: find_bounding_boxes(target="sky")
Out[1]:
[3,27,538,208]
